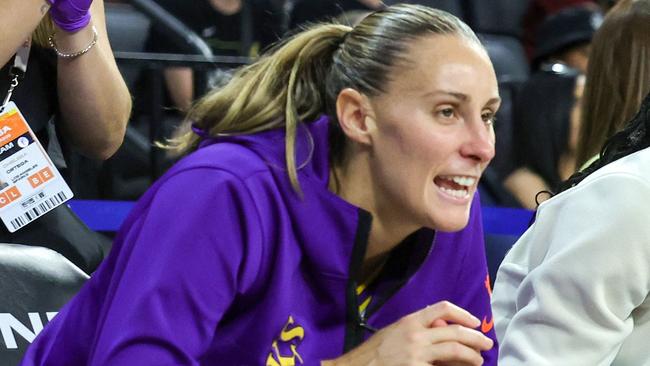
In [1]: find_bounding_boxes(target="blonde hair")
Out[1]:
[167,4,480,193]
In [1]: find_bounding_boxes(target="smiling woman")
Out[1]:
[354,34,498,237]
[21,4,499,366]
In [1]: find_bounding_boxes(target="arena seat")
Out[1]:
[464,0,531,37]
[479,33,529,83]
[105,2,152,90]
[0,244,88,366]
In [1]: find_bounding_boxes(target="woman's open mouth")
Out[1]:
[433,175,476,199]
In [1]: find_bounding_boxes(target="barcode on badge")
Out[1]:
[20,191,47,209]
[10,191,67,231]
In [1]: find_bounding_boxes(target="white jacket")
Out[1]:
[493,147,650,366]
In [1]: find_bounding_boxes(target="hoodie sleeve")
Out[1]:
[452,194,499,366]
[88,167,264,364]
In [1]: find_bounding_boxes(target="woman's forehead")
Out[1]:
[385,35,497,98]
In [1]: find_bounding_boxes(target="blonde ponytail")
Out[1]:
[166,23,351,193]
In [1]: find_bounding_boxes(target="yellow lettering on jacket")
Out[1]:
[266,316,305,366]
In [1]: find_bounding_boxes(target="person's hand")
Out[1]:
[47,0,92,33]
[323,301,493,366]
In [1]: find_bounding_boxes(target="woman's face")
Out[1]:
[366,34,499,232]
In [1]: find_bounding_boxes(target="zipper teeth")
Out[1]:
[362,230,436,320]
[345,215,435,348]
[343,210,373,352]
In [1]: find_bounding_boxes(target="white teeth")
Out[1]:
[440,187,469,198]
[436,175,475,198]
[451,176,476,187]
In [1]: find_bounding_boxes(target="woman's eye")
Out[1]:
[482,112,496,126]
[438,108,454,118]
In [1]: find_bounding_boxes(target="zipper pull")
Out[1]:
[358,316,378,334]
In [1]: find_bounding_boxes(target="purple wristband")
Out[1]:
[50,11,91,33]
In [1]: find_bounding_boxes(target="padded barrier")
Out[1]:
[67,200,136,233]
[67,200,533,236]
[482,205,533,237]
[481,207,533,285]
[485,233,520,286]
[0,244,88,365]
[67,200,531,286]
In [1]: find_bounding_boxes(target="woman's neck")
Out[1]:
[330,152,418,267]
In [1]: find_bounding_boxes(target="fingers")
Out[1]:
[425,341,485,366]
[346,302,492,366]
[426,324,493,352]
[417,301,481,329]
[418,302,493,365]
[431,318,448,328]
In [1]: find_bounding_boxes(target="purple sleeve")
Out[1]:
[452,195,499,365]
[90,168,263,364]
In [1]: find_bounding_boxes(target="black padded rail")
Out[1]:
[0,244,88,366]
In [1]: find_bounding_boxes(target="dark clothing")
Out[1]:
[0,46,58,150]
[140,0,283,115]
[512,70,577,190]
[145,0,283,56]
[521,0,596,60]
[289,0,375,29]
[0,45,107,274]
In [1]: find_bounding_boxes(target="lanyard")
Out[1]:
[1,38,31,108]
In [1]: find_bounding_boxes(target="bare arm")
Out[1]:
[503,167,550,209]
[54,0,130,159]
[0,0,50,67]
[164,67,194,112]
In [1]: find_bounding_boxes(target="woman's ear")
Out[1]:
[336,88,376,145]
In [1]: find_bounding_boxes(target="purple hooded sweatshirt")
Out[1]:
[20,116,497,365]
